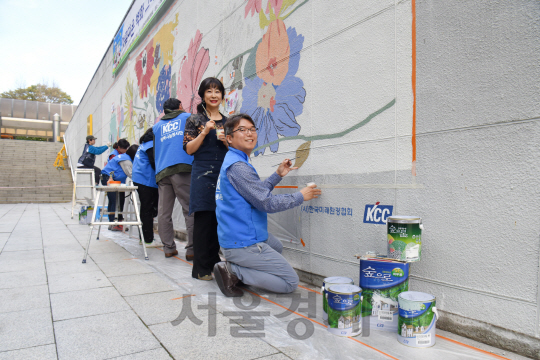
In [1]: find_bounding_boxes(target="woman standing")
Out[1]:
[132,128,160,247]
[183,77,228,281]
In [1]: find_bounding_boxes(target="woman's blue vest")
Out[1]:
[216,147,268,249]
[110,149,119,157]
[101,153,131,183]
[132,141,157,188]
[153,112,193,175]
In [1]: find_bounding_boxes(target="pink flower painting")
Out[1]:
[245,0,262,17]
[177,30,210,113]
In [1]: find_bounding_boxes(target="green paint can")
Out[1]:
[387,216,423,262]
[326,284,362,337]
[321,277,354,321]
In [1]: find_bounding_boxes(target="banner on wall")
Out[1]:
[113,0,167,75]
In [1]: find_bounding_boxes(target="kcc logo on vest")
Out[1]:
[162,120,179,134]
[363,202,393,224]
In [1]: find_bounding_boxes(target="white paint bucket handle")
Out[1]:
[432,307,439,322]
[420,224,424,230]
[321,285,325,293]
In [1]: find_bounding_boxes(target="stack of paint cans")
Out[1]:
[383,215,438,348]
[322,277,362,337]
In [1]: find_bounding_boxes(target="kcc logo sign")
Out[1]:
[363,202,393,224]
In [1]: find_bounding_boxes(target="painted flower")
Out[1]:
[156,65,171,114]
[177,30,209,113]
[134,41,155,98]
[256,19,289,86]
[265,0,283,16]
[241,24,305,156]
[245,0,262,17]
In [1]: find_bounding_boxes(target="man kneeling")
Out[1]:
[214,114,321,297]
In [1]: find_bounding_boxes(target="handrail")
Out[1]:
[63,134,75,182]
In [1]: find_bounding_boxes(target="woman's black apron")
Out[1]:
[189,115,228,215]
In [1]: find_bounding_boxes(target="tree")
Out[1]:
[1,83,74,104]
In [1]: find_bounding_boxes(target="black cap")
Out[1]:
[86,135,97,141]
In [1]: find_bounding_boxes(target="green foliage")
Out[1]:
[398,303,435,330]
[389,240,407,252]
[379,280,409,301]
[1,83,73,104]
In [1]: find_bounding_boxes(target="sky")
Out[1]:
[0,0,134,105]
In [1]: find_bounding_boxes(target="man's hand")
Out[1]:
[276,159,298,177]
[300,184,322,201]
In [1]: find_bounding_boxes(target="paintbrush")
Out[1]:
[271,158,296,167]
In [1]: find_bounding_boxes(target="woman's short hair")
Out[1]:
[224,113,255,136]
[196,77,225,115]
[117,139,130,149]
[126,145,139,161]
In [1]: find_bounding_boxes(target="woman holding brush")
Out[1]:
[183,77,228,281]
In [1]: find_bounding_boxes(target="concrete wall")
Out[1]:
[64,0,540,353]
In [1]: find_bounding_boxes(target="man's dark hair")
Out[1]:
[224,113,256,136]
[163,98,182,112]
[117,139,130,149]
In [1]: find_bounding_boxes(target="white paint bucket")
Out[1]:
[397,291,438,348]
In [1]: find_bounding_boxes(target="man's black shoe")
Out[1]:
[213,262,243,297]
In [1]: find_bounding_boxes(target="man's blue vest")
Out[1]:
[132,141,157,188]
[102,153,131,183]
[216,147,268,249]
[153,112,193,175]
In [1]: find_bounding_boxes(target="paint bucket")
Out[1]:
[326,284,362,337]
[360,257,410,332]
[397,291,438,348]
[387,216,423,262]
[322,277,354,320]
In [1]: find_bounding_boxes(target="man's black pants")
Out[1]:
[134,182,159,243]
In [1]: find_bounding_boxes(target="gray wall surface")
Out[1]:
[64,0,540,353]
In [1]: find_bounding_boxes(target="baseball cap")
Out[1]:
[86,135,97,141]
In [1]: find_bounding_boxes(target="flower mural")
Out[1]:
[135,41,155,99]
[156,65,171,114]
[245,0,262,17]
[177,30,209,113]
[256,19,290,86]
[241,23,306,155]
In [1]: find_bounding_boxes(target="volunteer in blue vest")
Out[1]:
[153,98,195,259]
[132,128,160,247]
[101,145,138,231]
[214,114,322,297]
[184,77,228,281]
[108,139,129,161]
[77,135,108,184]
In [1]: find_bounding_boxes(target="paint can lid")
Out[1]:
[327,284,362,295]
[323,277,354,286]
[398,291,435,302]
[387,216,422,224]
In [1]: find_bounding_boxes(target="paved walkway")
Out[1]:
[0,203,529,360]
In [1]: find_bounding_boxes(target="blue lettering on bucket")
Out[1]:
[363,204,393,224]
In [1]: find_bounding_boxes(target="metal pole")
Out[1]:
[53,113,60,142]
